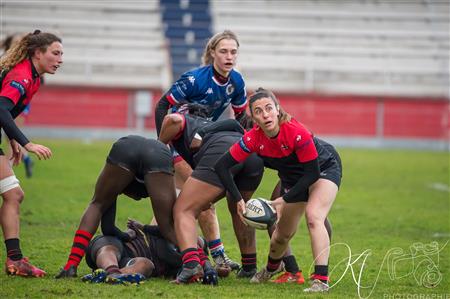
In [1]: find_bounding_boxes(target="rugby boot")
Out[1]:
[172,264,204,284]
[5,257,46,277]
[250,262,285,283]
[213,252,240,271]
[105,273,145,285]
[55,265,77,278]
[271,271,305,284]
[81,268,107,283]
[236,267,257,278]
[303,279,330,293]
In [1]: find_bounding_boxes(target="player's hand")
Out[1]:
[269,197,284,223]
[237,199,247,225]
[189,133,202,152]
[127,218,144,231]
[125,228,137,240]
[24,142,52,160]
[9,139,22,166]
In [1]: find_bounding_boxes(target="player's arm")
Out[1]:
[282,159,320,202]
[0,96,30,146]
[158,113,184,144]
[101,200,132,241]
[155,92,172,136]
[214,152,243,202]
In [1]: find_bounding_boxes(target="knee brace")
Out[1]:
[0,176,20,194]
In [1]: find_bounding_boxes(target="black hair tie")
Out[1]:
[32,30,41,35]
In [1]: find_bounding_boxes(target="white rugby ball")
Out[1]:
[243,198,277,230]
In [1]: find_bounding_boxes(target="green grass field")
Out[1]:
[0,139,448,298]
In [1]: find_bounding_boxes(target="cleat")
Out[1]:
[236,267,257,278]
[55,265,77,279]
[5,257,46,278]
[250,263,285,283]
[105,273,145,285]
[81,269,107,283]
[271,271,305,284]
[304,279,329,293]
[172,264,204,284]
[212,252,240,271]
[202,261,219,285]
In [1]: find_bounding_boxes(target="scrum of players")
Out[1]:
[1,30,342,293]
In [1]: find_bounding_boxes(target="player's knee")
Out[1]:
[305,210,324,231]
[273,229,295,246]
[0,176,22,202]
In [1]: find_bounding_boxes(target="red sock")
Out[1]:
[64,230,93,270]
[197,247,209,267]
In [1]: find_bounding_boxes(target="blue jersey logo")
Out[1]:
[10,81,25,96]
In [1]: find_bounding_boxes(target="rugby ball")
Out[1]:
[243,198,277,230]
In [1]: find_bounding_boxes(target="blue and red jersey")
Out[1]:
[166,64,247,121]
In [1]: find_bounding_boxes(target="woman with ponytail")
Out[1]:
[215,88,343,293]
[0,30,63,277]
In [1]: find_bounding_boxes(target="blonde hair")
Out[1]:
[201,30,239,66]
[0,30,61,71]
[249,88,292,124]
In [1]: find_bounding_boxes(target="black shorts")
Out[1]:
[106,135,174,177]
[192,136,263,191]
[85,235,133,270]
[281,145,342,203]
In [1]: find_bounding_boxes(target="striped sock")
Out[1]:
[64,229,93,270]
[197,247,209,267]
[5,238,23,261]
[181,248,200,269]
[208,239,224,258]
[241,253,257,272]
[266,255,282,272]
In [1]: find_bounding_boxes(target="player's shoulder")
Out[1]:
[185,65,210,80]
[229,69,245,85]
[282,119,312,137]
[4,60,32,82]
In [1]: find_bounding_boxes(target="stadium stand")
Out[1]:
[160,0,212,79]
[0,1,171,89]
[211,0,449,97]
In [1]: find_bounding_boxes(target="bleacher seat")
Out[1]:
[0,1,171,89]
[211,0,449,97]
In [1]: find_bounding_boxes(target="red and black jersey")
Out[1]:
[230,118,333,188]
[0,59,41,119]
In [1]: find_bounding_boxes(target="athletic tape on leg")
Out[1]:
[0,176,20,194]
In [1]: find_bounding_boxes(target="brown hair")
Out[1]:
[0,30,61,71]
[201,30,239,66]
[249,88,291,124]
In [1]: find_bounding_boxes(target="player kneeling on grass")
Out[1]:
[215,88,343,293]
[82,219,219,285]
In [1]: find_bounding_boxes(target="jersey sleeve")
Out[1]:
[231,78,247,114]
[229,129,256,162]
[166,72,196,105]
[0,75,27,105]
[293,125,318,163]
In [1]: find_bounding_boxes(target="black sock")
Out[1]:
[5,238,23,261]
[314,265,329,283]
[283,255,300,274]
[241,253,257,272]
[266,255,282,272]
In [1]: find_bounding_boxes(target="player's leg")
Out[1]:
[144,172,177,245]
[303,178,338,292]
[0,153,45,277]
[173,177,223,283]
[56,162,134,278]
[251,201,306,283]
